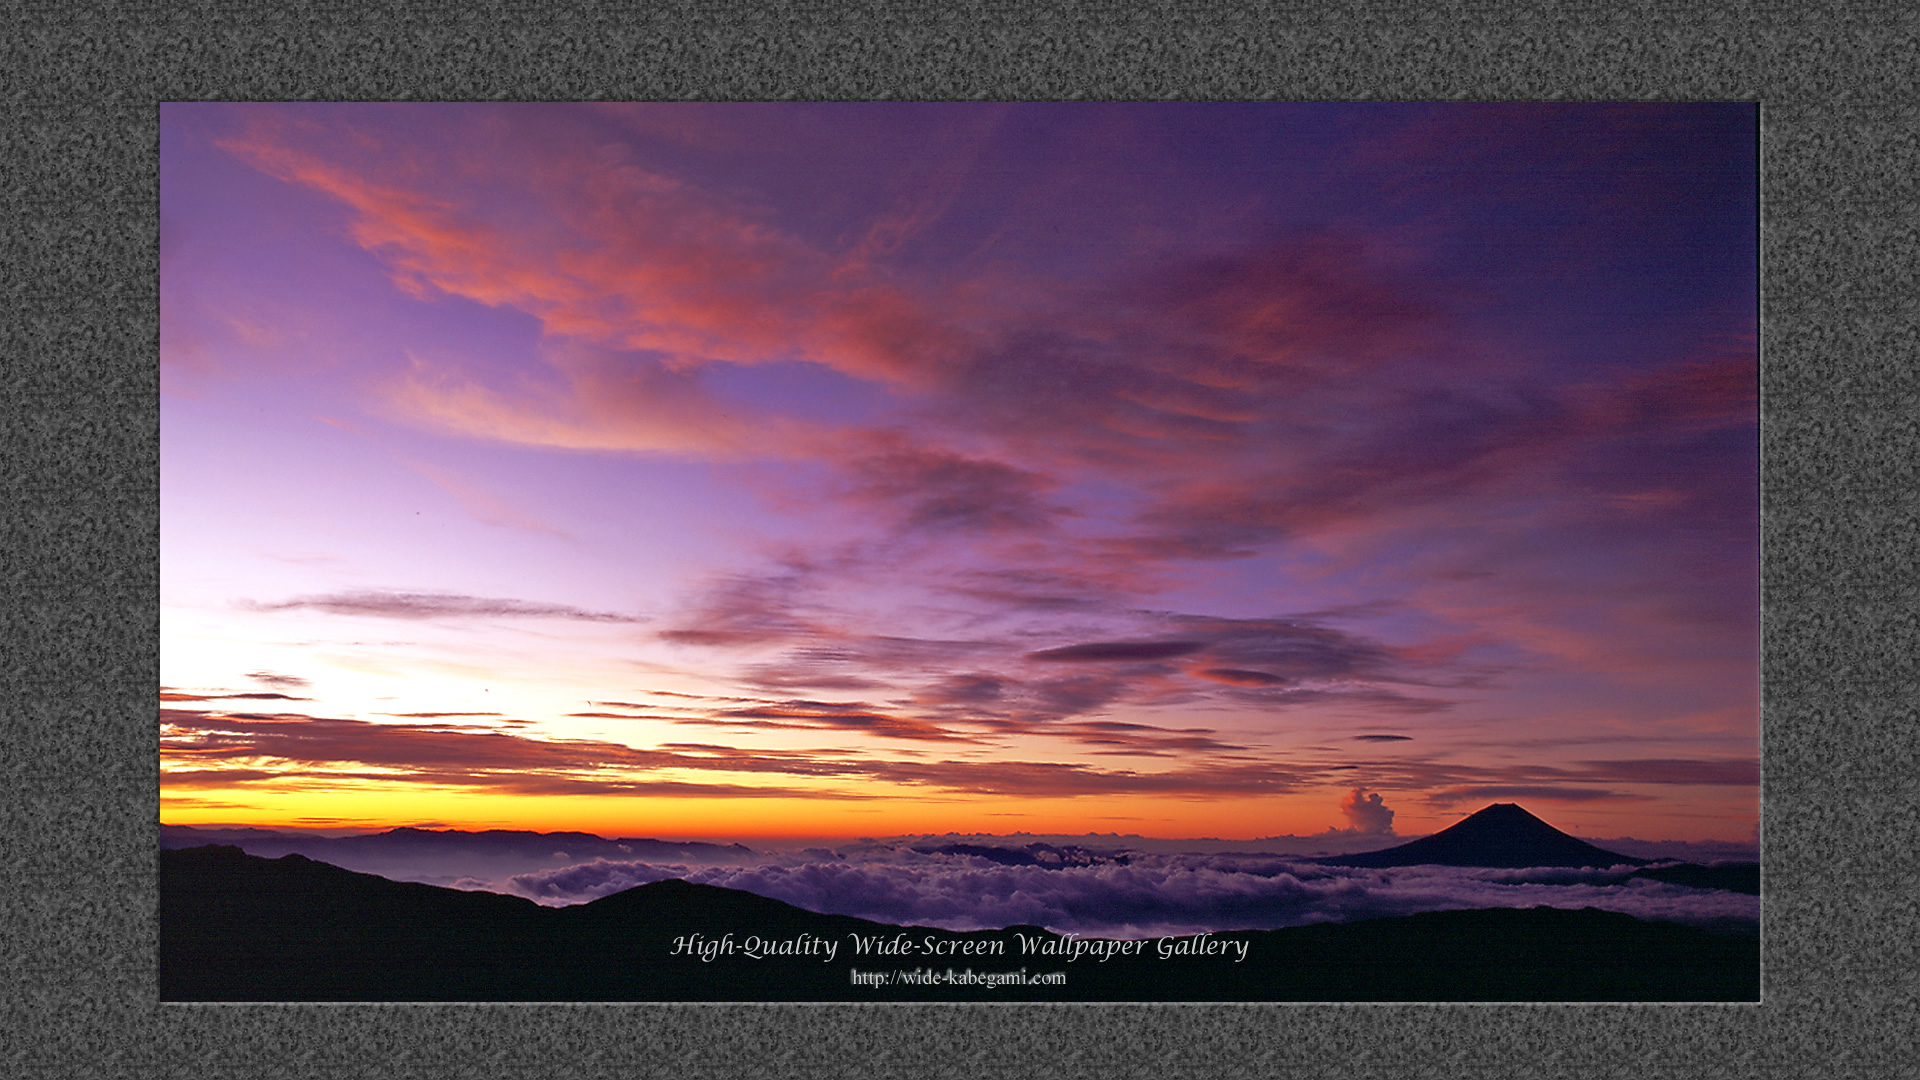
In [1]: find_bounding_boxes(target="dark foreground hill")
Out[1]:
[160,846,1756,1002]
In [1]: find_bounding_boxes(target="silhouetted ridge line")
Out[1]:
[159,823,753,859]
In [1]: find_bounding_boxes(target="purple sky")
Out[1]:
[160,103,1758,843]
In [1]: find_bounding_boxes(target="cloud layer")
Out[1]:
[160,699,1757,811]
[499,846,1759,938]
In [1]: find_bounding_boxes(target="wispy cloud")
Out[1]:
[160,689,311,703]
[709,701,978,743]
[245,590,643,623]
[655,570,824,647]
[1425,786,1628,806]
[1027,640,1207,663]
[159,708,868,797]
[836,431,1065,535]
[160,708,1301,800]
[403,458,575,540]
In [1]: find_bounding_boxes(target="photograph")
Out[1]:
[158,102,1759,1002]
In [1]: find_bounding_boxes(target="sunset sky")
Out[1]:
[159,103,1758,844]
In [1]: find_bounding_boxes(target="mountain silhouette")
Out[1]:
[156,824,754,889]
[1319,803,1648,869]
[160,844,1755,1002]
[158,823,753,862]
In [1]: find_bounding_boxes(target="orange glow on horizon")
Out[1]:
[160,780,1759,845]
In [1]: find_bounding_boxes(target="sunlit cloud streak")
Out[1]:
[160,703,1755,810]
[246,590,644,623]
[161,689,311,702]
[158,708,1300,799]
[1028,640,1206,663]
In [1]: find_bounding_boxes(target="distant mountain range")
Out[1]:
[158,824,753,887]
[160,843,1758,1002]
[159,824,752,862]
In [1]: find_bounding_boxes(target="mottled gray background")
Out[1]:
[5,1,1915,1076]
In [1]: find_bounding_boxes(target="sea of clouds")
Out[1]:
[478,844,1758,939]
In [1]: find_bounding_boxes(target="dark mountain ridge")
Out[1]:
[157,824,753,888]
[161,844,1757,1002]
[159,823,752,861]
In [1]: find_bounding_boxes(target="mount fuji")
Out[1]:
[1318,803,1649,869]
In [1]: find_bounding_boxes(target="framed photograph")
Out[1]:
[158,102,1759,1002]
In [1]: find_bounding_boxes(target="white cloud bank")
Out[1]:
[495,845,1758,938]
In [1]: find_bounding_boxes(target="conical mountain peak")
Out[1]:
[1432,803,1561,838]
[1321,803,1644,869]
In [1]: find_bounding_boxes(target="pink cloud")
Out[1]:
[1340,789,1396,834]
[190,106,1756,791]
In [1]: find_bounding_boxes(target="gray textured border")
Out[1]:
[7,1,1915,1076]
